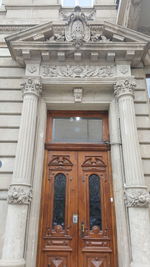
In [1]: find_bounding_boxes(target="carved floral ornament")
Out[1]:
[124,186,150,208]
[8,184,32,205]
[21,78,42,97]
[114,79,136,98]
[41,65,116,78]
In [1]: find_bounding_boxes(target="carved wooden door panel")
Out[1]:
[78,151,115,267]
[38,150,116,267]
[38,151,78,267]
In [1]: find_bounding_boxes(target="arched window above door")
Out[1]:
[61,0,94,8]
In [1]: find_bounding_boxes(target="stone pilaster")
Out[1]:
[109,99,130,267]
[0,78,42,267]
[114,79,150,267]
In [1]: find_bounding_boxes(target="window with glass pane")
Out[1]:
[52,117,103,143]
[62,0,93,7]
[89,174,102,230]
[52,173,66,229]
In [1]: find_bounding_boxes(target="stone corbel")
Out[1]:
[73,88,83,103]
[124,185,150,208]
[114,79,136,98]
[8,184,32,205]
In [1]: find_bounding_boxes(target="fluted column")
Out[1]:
[109,99,130,267]
[114,80,150,267]
[0,78,42,267]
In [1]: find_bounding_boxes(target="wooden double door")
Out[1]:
[38,150,117,267]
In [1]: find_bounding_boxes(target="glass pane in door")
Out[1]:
[52,117,103,143]
[89,174,102,230]
[52,173,66,229]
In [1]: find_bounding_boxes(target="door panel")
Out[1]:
[78,152,113,267]
[37,150,116,267]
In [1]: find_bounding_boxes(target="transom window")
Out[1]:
[47,111,109,144]
[62,0,94,7]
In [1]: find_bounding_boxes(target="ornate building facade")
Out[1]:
[0,1,150,267]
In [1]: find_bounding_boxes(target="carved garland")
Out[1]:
[40,65,115,78]
[124,187,150,208]
[8,184,32,205]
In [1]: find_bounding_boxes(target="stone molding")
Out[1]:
[124,186,150,208]
[8,184,32,205]
[114,79,136,98]
[21,78,42,97]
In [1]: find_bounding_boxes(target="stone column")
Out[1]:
[114,80,150,267]
[109,99,130,267]
[0,78,42,267]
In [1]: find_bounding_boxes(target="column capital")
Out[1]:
[114,79,136,98]
[21,77,42,97]
[8,184,32,205]
[124,186,150,208]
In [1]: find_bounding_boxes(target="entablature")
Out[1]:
[5,6,150,67]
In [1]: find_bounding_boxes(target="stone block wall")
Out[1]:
[132,69,150,192]
[0,46,24,256]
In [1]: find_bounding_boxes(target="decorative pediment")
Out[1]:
[5,6,150,66]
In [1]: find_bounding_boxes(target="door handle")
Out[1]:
[80,222,85,237]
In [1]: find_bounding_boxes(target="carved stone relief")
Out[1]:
[8,184,32,205]
[48,7,112,47]
[40,65,116,78]
[117,65,131,76]
[125,186,150,208]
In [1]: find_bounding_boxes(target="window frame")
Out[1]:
[61,0,94,8]
[46,111,109,151]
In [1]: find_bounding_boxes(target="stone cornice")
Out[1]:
[5,16,150,67]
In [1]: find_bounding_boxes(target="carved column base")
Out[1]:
[0,259,25,267]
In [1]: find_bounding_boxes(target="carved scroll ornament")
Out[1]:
[8,184,32,205]
[21,78,42,97]
[114,79,136,98]
[125,187,150,208]
[50,7,111,47]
